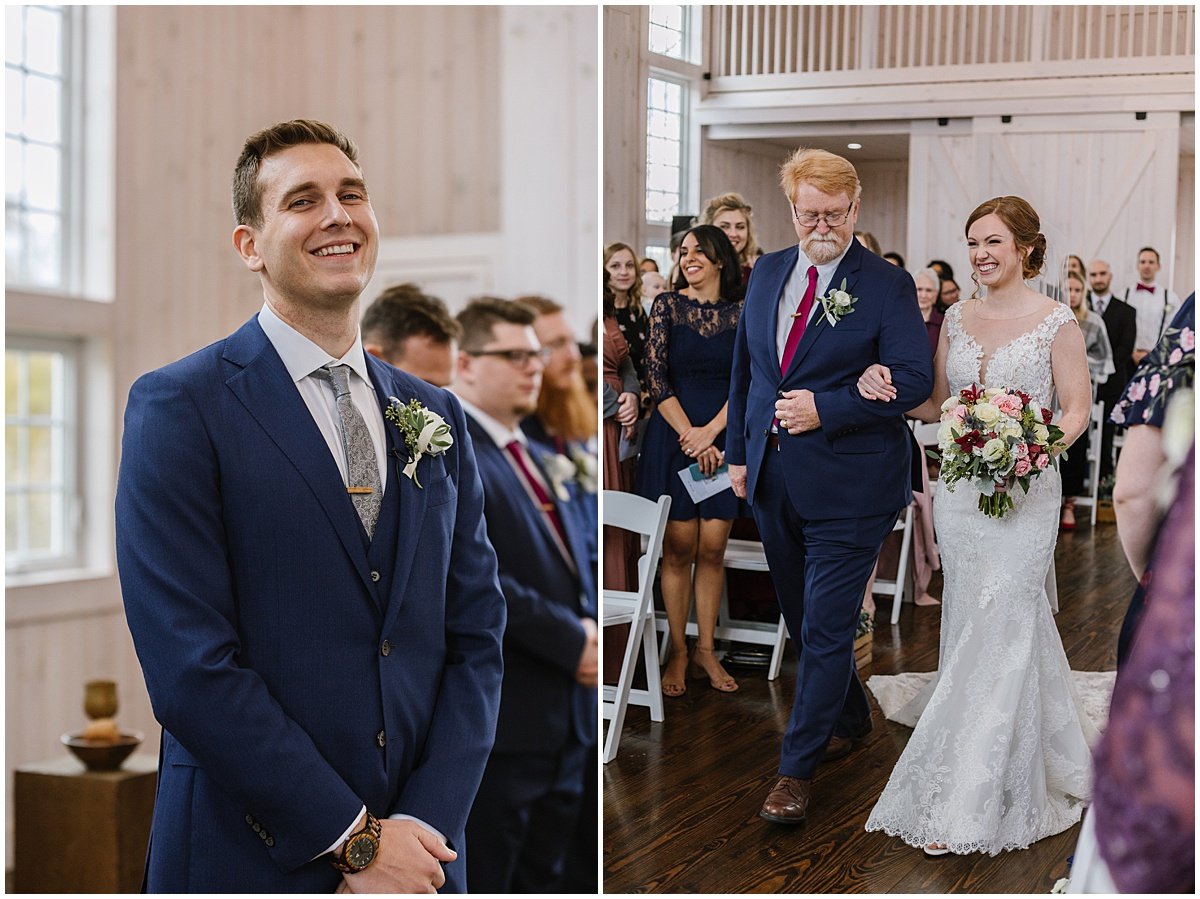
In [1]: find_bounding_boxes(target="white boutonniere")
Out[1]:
[568,446,598,494]
[540,452,576,502]
[384,397,453,488]
[817,277,858,326]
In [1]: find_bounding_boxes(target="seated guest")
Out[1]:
[362,283,461,387]
[454,298,597,893]
[883,251,905,268]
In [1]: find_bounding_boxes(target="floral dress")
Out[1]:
[1110,293,1194,429]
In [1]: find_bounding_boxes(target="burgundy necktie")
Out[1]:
[1136,283,1155,292]
[781,265,819,374]
[505,440,570,550]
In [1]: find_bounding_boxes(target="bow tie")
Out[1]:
[1136,283,1155,292]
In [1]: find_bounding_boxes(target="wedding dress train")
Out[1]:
[865,302,1097,855]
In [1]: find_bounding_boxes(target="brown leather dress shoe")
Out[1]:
[821,718,873,762]
[759,776,812,824]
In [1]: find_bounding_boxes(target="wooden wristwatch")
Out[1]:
[330,812,382,874]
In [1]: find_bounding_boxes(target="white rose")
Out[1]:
[983,387,1003,400]
[973,402,1002,427]
[998,419,1024,441]
[832,289,853,308]
[981,438,1007,464]
[1032,422,1050,443]
[940,395,963,413]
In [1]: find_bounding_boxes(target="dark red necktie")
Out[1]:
[781,265,819,374]
[505,440,569,550]
[1136,283,1155,292]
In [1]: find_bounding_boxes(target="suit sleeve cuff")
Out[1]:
[317,805,367,861]
[389,813,448,844]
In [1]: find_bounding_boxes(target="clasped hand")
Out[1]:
[336,819,456,894]
[774,389,821,434]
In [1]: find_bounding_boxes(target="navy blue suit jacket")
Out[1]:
[463,413,598,755]
[115,316,506,892]
[726,239,933,517]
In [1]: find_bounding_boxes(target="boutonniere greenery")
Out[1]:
[384,397,453,488]
[540,452,576,502]
[817,278,858,326]
[568,446,598,494]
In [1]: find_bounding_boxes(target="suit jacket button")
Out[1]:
[777,390,784,398]
[762,429,770,437]
[377,730,386,747]
[252,823,261,833]
[381,640,391,656]
[370,570,381,583]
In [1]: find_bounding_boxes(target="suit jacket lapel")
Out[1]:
[367,356,428,625]
[784,240,864,379]
[222,319,375,596]
[525,442,583,577]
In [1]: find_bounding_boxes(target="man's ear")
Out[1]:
[233,224,265,273]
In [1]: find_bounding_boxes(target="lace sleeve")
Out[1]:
[644,292,675,403]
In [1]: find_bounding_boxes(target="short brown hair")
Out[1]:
[779,148,861,204]
[456,297,537,352]
[512,295,563,318]
[361,284,462,359]
[232,119,360,228]
[965,196,1047,283]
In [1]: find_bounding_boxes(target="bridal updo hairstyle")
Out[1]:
[965,196,1047,282]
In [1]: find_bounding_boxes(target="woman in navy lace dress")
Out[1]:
[636,224,745,697]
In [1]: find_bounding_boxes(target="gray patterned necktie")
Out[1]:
[312,364,382,538]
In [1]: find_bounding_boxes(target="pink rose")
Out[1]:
[951,404,969,423]
[1014,442,1029,459]
[1169,347,1183,365]
[993,394,1022,417]
[1035,453,1050,470]
[1149,373,1161,397]
[1128,379,1147,402]
[1181,327,1195,352]
[1014,459,1032,477]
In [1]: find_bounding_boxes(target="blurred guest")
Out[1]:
[936,276,961,313]
[640,270,669,314]
[362,283,462,387]
[1066,254,1085,278]
[1058,269,1114,529]
[1111,294,1194,663]
[1087,258,1137,483]
[1123,247,1180,366]
[454,298,596,893]
[580,337,599,407]
[855,231,882,256]
[604,242,651,395]
[640,257,659,273]
[514,295,597,451]
[914,266,944,358]
[602,285,641,592]
[700,191,762,282]
[883,251,905,268]
[928,258,954,281]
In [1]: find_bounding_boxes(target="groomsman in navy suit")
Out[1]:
[116,120,505,892]
[452,298,598,892]
[726,148,932,824]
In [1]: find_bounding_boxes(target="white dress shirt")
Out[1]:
[775,242,853,364]
[1124,283,1178,352]
[257,303,445,857]
[257,303,388,492]
[1089,291,1113,316]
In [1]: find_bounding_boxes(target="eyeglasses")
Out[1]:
[791,202,854,228]
[466,347,551,366]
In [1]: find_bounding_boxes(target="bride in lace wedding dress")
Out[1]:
[856,197,1097,856]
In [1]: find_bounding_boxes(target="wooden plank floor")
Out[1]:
[603,522,1135,893]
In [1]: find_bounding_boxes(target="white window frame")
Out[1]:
[6,335,83,575]
[644,71,691,227]
[648,5,698,64]
[5,4,114,301]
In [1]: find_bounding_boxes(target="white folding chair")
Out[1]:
[883,420,941,624]
[1071,401,1106,527]
[602,491,671,764]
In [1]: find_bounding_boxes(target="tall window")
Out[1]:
[6,4,68,291]
[648,5,692,62]
[6,338,79,573]
[645,76,686,225]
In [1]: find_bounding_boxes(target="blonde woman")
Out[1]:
[700,191,761,282]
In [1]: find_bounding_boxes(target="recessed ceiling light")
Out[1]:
[847,142,863,150]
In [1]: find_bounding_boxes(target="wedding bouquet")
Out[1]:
[930,384,1065,519]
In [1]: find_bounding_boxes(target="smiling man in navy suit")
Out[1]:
[116,120,506,892]
[450,298,598,893]
[726,148,932,825]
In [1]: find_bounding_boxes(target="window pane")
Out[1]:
[28,425,52,482]
[24,141,60,210]
[647,135,679,164]
[25,7,63,77]
[27,350,57,415]
[23,74,61,143]
[6,494,21,554]
[5,205,23,276]
[23,210,61,288]
[5,424,19,482]
[5,352,20,415]
[646,162,679,193]
[648,5,688,60]
[27,490,52,552]
[647,109,677,139]
[6,136,23,202]
[647,190,678,223]
[5,7,23,65]
[6,68,23,134]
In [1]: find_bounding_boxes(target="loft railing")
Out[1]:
[710,5,1195,79]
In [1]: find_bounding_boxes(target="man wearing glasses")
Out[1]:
[451,297,597,892]
[726,148,931,826]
